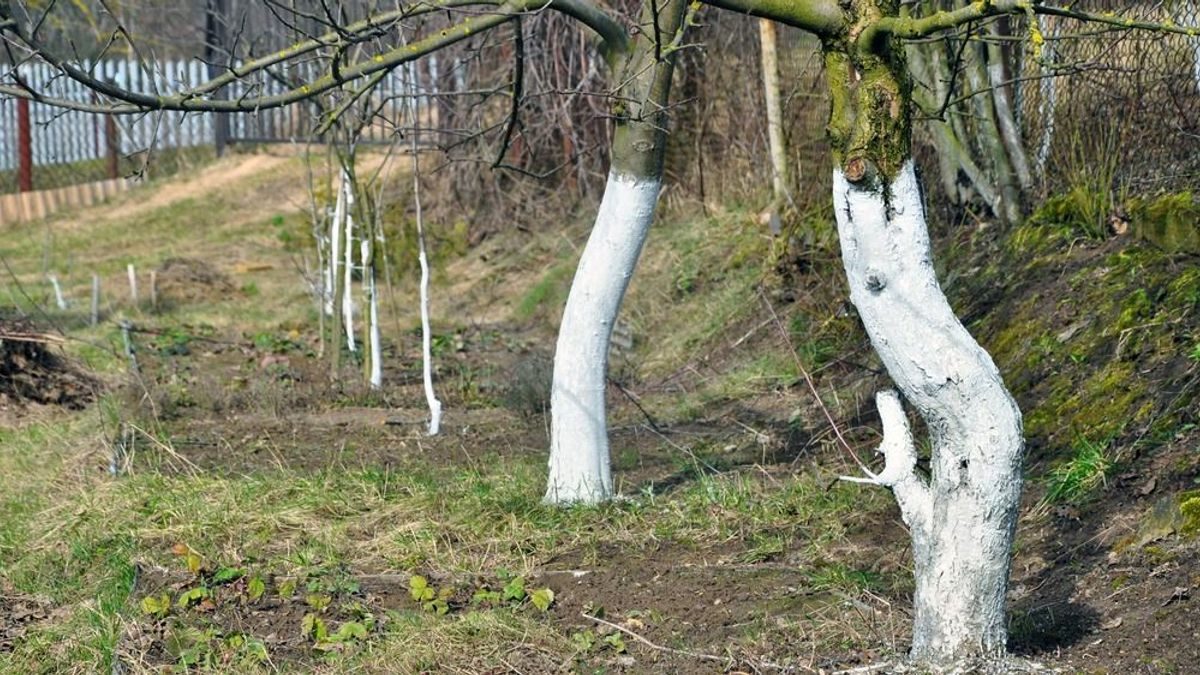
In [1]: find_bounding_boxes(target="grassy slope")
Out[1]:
[0,151,1198,673]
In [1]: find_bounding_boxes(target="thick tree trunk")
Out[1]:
[833,161,1024,666]
[823,16,1025,663]
[544,0,686,505]
[545,172,661,503]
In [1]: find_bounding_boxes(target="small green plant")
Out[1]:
[570,629,597,653]
[1045,436,1113,504]
[301,612,328,641]
[247,576,267,601]
[409,574,452,615]
[153,327,192,356]
[251,331,302,354]
[177,586,210,608]
[1188,341,1200,362]
[603,633,627,653]
[140,593,172,618]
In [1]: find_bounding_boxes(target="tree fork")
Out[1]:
[822,0,913,186]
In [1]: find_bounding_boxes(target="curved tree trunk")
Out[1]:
[544,0,687,505]
[823,20,1025,665]
[834,162,1024,664]
[545,172,661,503]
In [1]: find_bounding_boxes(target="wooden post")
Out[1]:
[16,98,33,192]
[205,0,231,155]
[105,114,120,180]
[91,274,101,326]
[127,264,138,305]
[48,274,68,310]
[149,270,158,310]
[758,18,788,219]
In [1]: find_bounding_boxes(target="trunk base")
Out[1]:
[853,656,1060,674]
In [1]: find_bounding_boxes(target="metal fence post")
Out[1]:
[205,0,230,156]
[16,98,33,192]
[105,114,120,179]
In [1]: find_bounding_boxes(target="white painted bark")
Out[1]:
[327,178,345,318]
[341,171,357,354]
[545,171,661,505]
[413,158,442,436]
[48,274,67,310]
[127,264,138,304]
[834,162,1023,666]
[90,273,100,326]
[362,235,382,389]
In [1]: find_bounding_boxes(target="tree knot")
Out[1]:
[845,156,869,183]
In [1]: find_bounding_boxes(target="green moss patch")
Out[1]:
[949,199,1200,480]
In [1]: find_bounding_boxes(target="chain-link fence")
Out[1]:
[1019,2,1200,196]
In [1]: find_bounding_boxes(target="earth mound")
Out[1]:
[155,257,235,305]
[0,320,98,410]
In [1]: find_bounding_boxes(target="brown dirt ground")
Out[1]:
[0,317,100,423]
[107,262,1200,673]
[7,152,1199,673]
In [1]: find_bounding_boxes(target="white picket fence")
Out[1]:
[0,59,218,173]
[1,58,434,177]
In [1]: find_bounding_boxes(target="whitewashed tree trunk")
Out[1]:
[545,172,661,504]
[327,178,345,318]
[543,0,686,506]
[834,161,1024,666]
[127,264,138,304]
[413,158,442,436]
[362,235,382,389]
[48,274,67,310]
[341,171,357,354]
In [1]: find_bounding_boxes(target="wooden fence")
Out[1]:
[1,58,433,207]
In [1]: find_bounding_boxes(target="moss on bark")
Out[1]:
[821,0,912,183]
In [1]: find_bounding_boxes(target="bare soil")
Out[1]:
[5,153,1199,673]
[0,318,99,415]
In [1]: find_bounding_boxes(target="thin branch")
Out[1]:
[0,0,630,114]
[877,0,1200,41]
